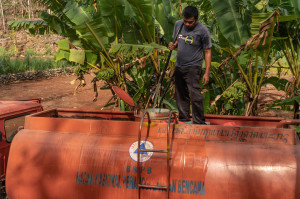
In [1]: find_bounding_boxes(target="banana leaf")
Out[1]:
[99,0,126,43]
[269,0,300,17]
[210,0,250,47]
[69,49,85,65]
[111,43,168,57]
[153,0,178,43]
[125,0,155,42]
[7,19,49,34]
[37,0,67,17]
[158,96,178,111]
[251,12,274,36]
[57,39,70,51]
[40,12,77,38]
[74,16,109,51]
[63,1,92,26]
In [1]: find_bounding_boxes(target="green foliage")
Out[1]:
[37,0,67,17]
[126,0,155,42]
[73,64,90,76]
[295,126,300,135]
[152,0,178,43]
[251,12,274,35]
[263,76,290,91]
[95,68,115,81]
[0,48,73,75]
[270,1,300,118]
[57,39,70,51]
[203,91,211,114]
[7,20,49,35]
[222,81,247,115]
[268,0,300,16]
[126,62,155,107]
[110,43,168,57]
[268,89,300,111]
[63,1,92,25]
[158,96,178,111]
[56,50,70,61]
[86,52,98,65]
[69,49,85,65]
[210,0,250,47]
[223,82,247,104]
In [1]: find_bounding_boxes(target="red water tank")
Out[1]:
[5,109,300,199]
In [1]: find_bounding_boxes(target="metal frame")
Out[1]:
[137,111,178,199]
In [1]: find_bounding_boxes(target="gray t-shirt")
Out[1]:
[173,20,212,67]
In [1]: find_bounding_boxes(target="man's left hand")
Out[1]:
[202,72,209,86]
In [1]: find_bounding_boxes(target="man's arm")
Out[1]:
[202,48,211,86]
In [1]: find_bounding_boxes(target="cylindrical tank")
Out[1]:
[5,109,300,199]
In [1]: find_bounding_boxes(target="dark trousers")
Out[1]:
[174,66,205,124]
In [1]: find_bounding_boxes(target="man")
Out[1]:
[168,5,212,124]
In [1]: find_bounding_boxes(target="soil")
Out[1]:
[0,73,115,111]
[258,84,293,119]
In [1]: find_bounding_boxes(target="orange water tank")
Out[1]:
[5,109,300,199]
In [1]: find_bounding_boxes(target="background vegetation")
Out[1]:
[0,0,74,74]
[0,47,73,74]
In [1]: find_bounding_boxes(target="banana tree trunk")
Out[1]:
[294,100,299,119]
[244,94,258,116]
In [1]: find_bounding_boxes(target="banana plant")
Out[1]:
[208,0,298,116]
[268,0,300,118]
[274,16,299,88]
[214,9,280,116]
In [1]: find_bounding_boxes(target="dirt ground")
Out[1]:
[258,84,293,118]
[0,73,115,111]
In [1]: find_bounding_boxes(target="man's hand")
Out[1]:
[168,41,178,50]
[202,72,209,86]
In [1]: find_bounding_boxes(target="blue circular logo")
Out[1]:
[129,141,154,162]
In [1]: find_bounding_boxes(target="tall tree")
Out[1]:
[0,0,5,32]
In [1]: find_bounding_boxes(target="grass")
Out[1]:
[0,48,74,75]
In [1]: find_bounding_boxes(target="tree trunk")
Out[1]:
[13,0,16,18]
[0,0,5,33]
[28,0,31,19]
[20,0,24,18]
